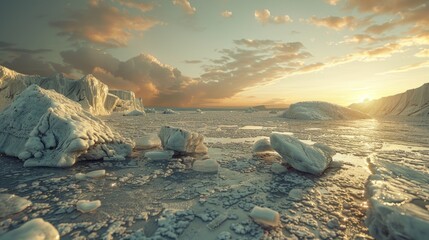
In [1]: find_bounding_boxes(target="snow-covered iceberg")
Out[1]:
[0,85,133,167]
[108,89,144,112]
[0,65,144,115]
[270,133,335,175]
[159,126,208,154]
[282,101,370,120]
[350,83,429,117]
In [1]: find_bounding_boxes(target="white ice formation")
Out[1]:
[252,138,274,153]
[162,108,178,114]
[76,200,101,213]
[192,159,219,173]
[123,109,145,116]
[270,133,335,175]
[350,83,429,117]
[0,194,32,218]
[0,218,59,240]
[134,134,162,150]
[282,101,370,120]
[108,89,144,113]
[0,65,143,115]
[249,206,280,227]
[0,85,133,167]
[159,126,208,154]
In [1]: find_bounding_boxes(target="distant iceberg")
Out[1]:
[350,83,429,117]
[281,101,370,120]
[0,65,144,115]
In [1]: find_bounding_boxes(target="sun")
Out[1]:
[358,94,372,103]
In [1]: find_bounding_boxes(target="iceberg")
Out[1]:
[108,89,145,112]
[0,218,59,240]
[282,101,370,120]
[350,83,429,117]
[159,126,208,154]
[270,133,335,175]
[0,85,133,167]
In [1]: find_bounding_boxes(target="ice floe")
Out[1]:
[192,159,219,173]
[282,101,370,120]
[0,218,59,240]
[159,126,208,154]
[0,194,32,218]
[0,85,133,167]
[270,133,335,175]
[76,200,101,213]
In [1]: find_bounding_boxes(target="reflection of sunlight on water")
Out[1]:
[239,125,276,130]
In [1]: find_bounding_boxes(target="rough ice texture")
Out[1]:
[252,138,274,153]
[0,85,133,167]
[365,159,429,240]
[270,133,335,175]
[76,200,101,213]
[109,89,144,112]
[0,65,144,115]
[192,159,219,173]
[350,83,429,116]
[282,101,370,120]
[124,109,145,116]
[249,206,280,227]
[0,218,59,240]
[0,194,32,218]
[135,134,161,150]
[159,126,208,154]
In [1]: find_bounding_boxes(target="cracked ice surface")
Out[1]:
[0,111,428,239]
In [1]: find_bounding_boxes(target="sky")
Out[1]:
[0,0,428,107]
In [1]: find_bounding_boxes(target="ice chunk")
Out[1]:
[0,218,59,240]
[0,194,32,218]
[76,200,101,213]
[162,108,178,114]
[159,126,208,154]
[75,173,87,180]
[135,134,162,150]
[145,108,156,113]
[249,206,280,227]
[144,150,174,160]
[0,85,134,167]
[193,159,219,173]
[282,101,370,120]
[252,138,273,153]
[86,170,106,178]
[270,133,335,175]
[123,109,145,116]
[270,163,287,174]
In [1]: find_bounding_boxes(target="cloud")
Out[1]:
[221,10,233,18]
[255,9,292,24]
[60,40,318,107]
[308,16,360,30]
[415,49,429,58]
[116,0,155,12]
[2,54,71,76]
[185,60,202,64]
[172,0,196,15]
[325,0,341,5]
[51,0,159,47]
[379,61,429,75]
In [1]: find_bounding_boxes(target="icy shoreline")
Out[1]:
[0,111,428,239]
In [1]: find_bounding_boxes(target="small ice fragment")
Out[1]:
[0,218,59,240]
[75,173,87,180]
[134,134,162,150]
[253,138,274,153]
[76,200,101,213]
[249,206,280,227]
[0,194,32,218]
[85,170,106,178]
[288,188,304,201]
[144,150,174,160]
[193,159,219,173]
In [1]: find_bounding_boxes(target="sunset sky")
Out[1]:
[0,0,428,107]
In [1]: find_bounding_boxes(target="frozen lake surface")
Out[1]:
[0,111,428,239]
